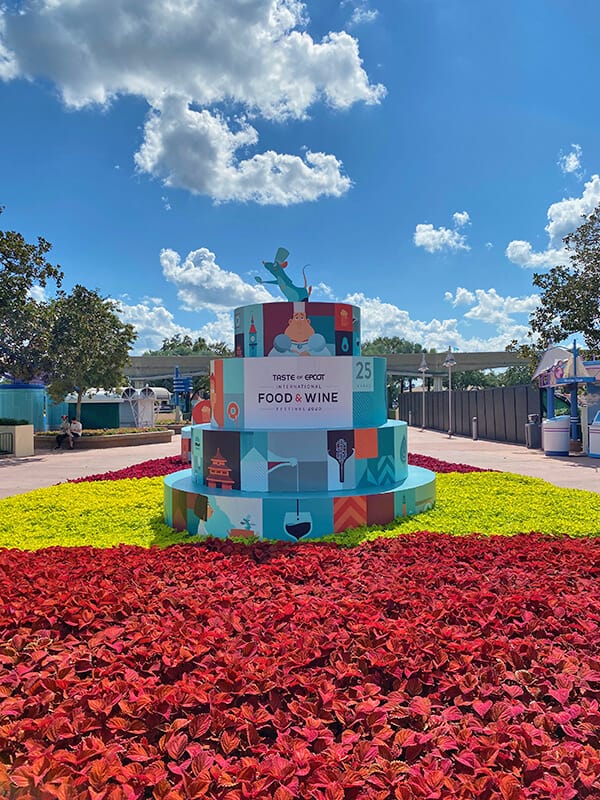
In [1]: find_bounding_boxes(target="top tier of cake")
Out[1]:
[234,301,361,358]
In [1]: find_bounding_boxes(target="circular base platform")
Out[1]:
[164,466,436,541]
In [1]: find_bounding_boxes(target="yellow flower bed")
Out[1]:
[0,472,599,551]
[0,478,190,550]
[328,472,600,546]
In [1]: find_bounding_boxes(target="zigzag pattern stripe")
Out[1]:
[375,455,395,485]
[333,495,367,532]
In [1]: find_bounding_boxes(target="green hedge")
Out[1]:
[36,427,164,437]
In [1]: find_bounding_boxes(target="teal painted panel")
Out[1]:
[191,424,205,483]
[68,403,120,429]
[163,482,173,526]
[0,386,46,430]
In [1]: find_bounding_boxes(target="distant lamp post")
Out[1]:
[418,352,429,431]
[443,347,457,438]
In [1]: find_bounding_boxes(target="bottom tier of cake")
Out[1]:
[164,466,436,540]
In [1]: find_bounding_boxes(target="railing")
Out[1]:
[0,431,14,455]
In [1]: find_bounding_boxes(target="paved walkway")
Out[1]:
[409,428,599,492]
[0,429,599,500]
[0,437,182,499]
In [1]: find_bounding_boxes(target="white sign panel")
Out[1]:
[244,357,353,428]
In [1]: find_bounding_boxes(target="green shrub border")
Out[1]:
[36,426,165,437]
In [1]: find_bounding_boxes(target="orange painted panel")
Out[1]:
[210,360,224,427]
[354,427,378,459]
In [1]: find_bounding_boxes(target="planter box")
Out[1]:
[35,430,174,450]
[0,424,35,457]
[157,423,188,435]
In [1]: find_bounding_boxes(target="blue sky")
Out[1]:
[2,0,600,354]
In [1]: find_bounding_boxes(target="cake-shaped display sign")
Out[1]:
[164,248,436,541]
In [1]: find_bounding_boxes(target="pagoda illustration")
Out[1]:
[164,247,436,541]
[205,448,235,490]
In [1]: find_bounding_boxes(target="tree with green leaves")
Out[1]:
[449,369,499,391]
[497,364,534,386]
[144,334,233,357]
[362,336,426,406]
[144,334,233,399]
[45,285,137,420]
[361,336,425,355]
[0,208,63,381]
[528,205,600,351]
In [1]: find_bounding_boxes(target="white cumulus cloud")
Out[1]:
[505,241,567,270]
[558,144,583,177]
[0,0,384,113]
[0,0,384,204]
[114,300,203,354]
[444,287,475,306]
[116,300,236,354]
[160,246,276,312]
[26,285,47,302]
[460,288,540,326]
[452,211,470,227]
[135,99,351,204]
[506,173,600,269]
[344,288,534,352]
[342,0,379,27]
[414,224,470,254]
[414,210,471,253]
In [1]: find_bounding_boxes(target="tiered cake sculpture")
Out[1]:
[164,249,436,540]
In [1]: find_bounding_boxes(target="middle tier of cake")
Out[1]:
[192,420,407,494]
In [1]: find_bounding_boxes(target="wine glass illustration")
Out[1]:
[284,498,312,540]
[283,461,313,539]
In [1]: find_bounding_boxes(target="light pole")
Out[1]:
[443,347,457,438]
[418,352,428,431]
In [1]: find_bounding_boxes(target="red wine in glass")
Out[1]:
[284,499,312,539]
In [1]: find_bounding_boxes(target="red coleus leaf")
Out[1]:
[548,687,571,705]
[273,788,295,800]
[408,696,431,717]
[499,774,526,800]
[219,731,240,755]
[127,742,156,763]
[53,778,80,800]
[164,733,189,760]
[88,759,118,793]
[472,699,493,717]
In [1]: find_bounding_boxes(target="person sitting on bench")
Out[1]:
[69,418,83,448]
[55,415,71,449]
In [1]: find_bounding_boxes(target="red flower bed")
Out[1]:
[2,533,600,798]
[69,454,489,484]
[68,456,185,483]
[408,453,493,473]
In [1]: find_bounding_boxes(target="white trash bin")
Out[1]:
[589,411,600,458]
[542,417,570,456]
